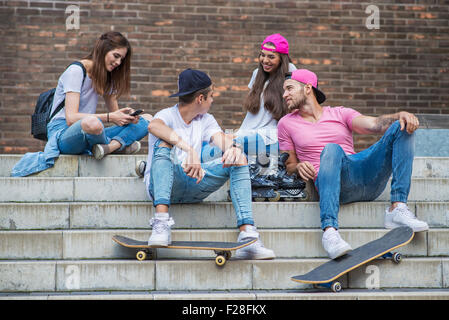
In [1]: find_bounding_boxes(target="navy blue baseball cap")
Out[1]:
[169,68,212,97]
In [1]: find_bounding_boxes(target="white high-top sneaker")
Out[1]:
[148,215,175,246]
[384,203,429,232]
[235,225,275,260]
[322,228,352,259]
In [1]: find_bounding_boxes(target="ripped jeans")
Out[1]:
[148,139,255,227]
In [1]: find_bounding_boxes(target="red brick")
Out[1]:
[0,0,448,153]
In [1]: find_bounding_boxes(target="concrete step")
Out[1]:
[0,228,445,260]
[0,257,448,292]
[1,177,448,202]
[2,154,146,178]
[3,155,449,178]
[1,201,448,230]
[413,157,449,177]
[3,289,449,300]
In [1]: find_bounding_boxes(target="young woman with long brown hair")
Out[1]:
[235,34,296,160]
[12,31,152,177]
[201,34,296,172]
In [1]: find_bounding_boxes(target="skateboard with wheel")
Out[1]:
[112,235,257,267]
[291,226,414,292]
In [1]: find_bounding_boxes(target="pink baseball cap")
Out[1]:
[261,33,289,55]
[287,69,326,104]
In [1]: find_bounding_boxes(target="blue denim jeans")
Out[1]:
[149,140,254,227]
[315,121,414,230]
[57,117,149,154]
[201,133,278,162]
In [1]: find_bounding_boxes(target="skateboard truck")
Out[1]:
[314,250,403,293]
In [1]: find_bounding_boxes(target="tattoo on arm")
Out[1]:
[369,115,397,134]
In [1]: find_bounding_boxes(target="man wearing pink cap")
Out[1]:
[278,68,428,259]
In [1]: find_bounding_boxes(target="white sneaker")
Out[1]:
[384,203,429,232]
[148,216,175,247]
[235,226,275,260]
[322,228,352,259]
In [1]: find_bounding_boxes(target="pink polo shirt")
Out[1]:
[277,106,361,179]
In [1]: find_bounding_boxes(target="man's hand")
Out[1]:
[221,145,246,168]
[182,149,204,184]
[398,111,419,134]
[296,161,316,181]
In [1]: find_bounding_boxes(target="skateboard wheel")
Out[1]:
[215,255,226,267]
[268,191,281,202]
[331,282,342,293]
[300,191,309,201]
[393,252,402,264]
[136,250,147,261]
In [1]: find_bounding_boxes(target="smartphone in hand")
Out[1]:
[130,109,144,117]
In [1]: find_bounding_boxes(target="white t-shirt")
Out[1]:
[143,104,223,193]
[49,63,99,122]
[236,62,297,145]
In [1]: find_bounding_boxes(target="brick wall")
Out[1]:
[1,0,448,154]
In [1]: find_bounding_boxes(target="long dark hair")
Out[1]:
[84,31,132,98]
[243,44,292,121]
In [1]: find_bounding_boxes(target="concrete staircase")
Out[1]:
[1,154,449,300]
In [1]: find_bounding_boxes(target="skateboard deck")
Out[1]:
[291,226,414,292]
[112,235,257,266]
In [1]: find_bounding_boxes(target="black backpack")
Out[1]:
[31,61,87,141]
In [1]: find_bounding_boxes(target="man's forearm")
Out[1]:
[148,120,193,153]
[370,113,400,134]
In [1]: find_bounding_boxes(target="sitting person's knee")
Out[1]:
[81,116,103,135]
[141,113,153,122]
[321,143,344,158]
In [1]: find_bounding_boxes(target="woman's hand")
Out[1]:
[110,107,138,126]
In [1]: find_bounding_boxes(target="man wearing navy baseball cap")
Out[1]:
[279,68,428,259]
[140,68,275,260]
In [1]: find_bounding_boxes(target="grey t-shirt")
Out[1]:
[49,63,99,122]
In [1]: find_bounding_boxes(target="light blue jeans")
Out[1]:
[10,117,149,177]
[201,133,278,163]
[315,121,414,230]
[57,117,149,154]
[148,140,254,227]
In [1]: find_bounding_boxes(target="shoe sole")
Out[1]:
[147,240,171,247]
[93,145,104,160]
[385,222,429,232]
[135,160,146,177]
[329,246,352,260]
[234,251,276,260]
